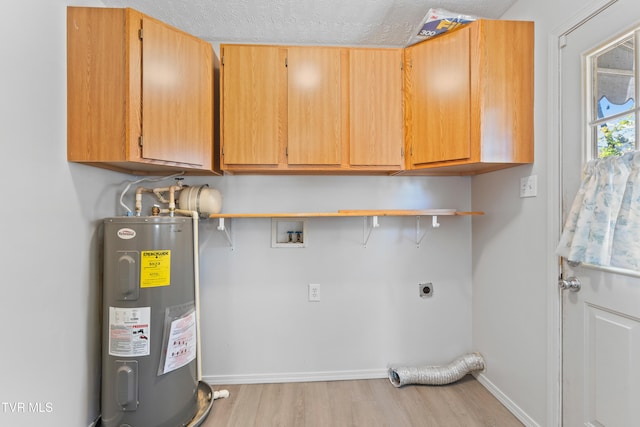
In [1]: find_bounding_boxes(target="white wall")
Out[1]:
[194,175,474,383]
[472,0,596,425]
[0,2,130,425]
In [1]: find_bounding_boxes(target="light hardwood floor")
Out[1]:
[202,376,523,427]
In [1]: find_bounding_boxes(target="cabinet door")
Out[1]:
[349,49,403,167]
[405,27,471,165]
[476,20,534,164]
[141,15,213,167]
[67,7,129,163]
[222,45,285,165]
[287,47,342,165]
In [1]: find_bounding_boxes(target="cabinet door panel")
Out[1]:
[477,20,534,163]
[407,27,471,165]
[67,7,129,163]
[222,45,284,165]
[141,16,213,167]
[287,47,342,165]
[350,49,403,166]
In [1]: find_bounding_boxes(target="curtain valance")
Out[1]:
[557,151,640,271]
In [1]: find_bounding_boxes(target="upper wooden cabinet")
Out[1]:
[220,19,532,176]
[349,49,404,168]
[67,7,219,175]
[221,45,285,166]
[403,19,534,175]
[220,44,404,173]
[287,47,343,166]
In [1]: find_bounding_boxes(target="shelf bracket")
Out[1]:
[363,216,380,247]
[416,215,440,247]
[216,218,233,248]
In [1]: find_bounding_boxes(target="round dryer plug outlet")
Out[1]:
[419,282,433,298]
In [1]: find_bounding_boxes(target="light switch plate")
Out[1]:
[520,175,537,198]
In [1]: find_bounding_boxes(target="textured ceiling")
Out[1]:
[100,0,518,47]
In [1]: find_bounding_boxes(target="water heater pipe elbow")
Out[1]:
[213,390,229,400]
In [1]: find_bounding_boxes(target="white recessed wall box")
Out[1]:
[271,218,307,248]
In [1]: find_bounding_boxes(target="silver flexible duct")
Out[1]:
[388,352,485,387]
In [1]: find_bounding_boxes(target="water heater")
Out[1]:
[102,216,200,427]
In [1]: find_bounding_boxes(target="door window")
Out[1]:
[588,29,639,159]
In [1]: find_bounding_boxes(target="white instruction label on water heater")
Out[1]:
[108,306,151,357]
[162,310,197,375]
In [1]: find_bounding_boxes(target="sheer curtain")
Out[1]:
[557,150,640,271]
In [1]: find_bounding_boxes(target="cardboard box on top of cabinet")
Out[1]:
[407,8,476,46]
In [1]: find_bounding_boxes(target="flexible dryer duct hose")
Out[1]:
[388,353,485,387]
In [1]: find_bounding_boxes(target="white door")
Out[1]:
[560,1,640,425]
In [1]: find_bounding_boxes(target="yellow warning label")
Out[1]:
[140,250,171,288]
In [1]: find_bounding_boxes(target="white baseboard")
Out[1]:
[474,373,540,427]
[203,368,389,385]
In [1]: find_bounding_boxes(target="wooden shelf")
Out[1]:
[208,209,484,219]
[209,209,483,248]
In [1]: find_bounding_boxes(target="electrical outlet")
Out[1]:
[308,284,320,302]
[419,282,433,298]
[520,175,537,198]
